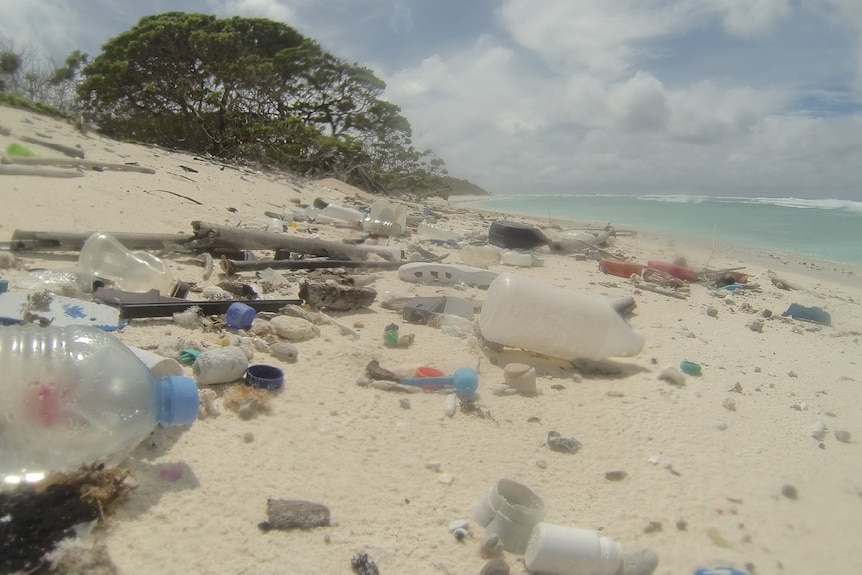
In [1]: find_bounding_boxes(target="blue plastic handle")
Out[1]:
[401,367,478,397]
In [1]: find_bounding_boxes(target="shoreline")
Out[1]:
[3,105,862,575]
[449,195,862,290]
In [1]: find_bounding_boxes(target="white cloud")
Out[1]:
[715,0,793,37]
[208,0,297,22]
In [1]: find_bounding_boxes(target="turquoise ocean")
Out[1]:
[467,195,862,266]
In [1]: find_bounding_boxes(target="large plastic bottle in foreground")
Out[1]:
[479,273,644,361]
[0,325,199,483]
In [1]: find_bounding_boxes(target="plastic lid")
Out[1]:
[246,364,284,390]
[156,376,199,426]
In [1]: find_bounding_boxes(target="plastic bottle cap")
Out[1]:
[246,364,285,390]
[157,376,200,426]
[226,302,257,329]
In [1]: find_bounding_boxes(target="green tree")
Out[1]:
[77,12,449,192]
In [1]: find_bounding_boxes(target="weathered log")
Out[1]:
[9,229,193,251]
[0,164,84,178]
[190,221,367,260]
[2,155,155,174]
[19,135,86,158]
[220,256,401,275]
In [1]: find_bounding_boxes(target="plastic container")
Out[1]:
[322,204,365,223]
[473,478,546,554]
[488,221,549,250]
[363,201,407,236]
[524,523,623,575]
[416,221,461,242]
[0,325,198,483]
[500,250,533,267]
[479,273,645,361]
[460,245,501,267]
[79,232,189,297]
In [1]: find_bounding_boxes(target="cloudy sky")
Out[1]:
[1,0,861,199]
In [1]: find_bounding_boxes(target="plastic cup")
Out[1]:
[473,478,546,554]
[226,302,256,329]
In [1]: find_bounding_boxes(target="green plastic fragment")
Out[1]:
[6,143,37,157]
[680,360,701,376]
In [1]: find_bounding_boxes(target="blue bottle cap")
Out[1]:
[246,364,285,390]
[226,302,257,329]
[157,376,199,426]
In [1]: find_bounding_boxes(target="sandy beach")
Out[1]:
[2,105,861,575]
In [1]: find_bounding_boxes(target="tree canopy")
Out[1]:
[76,12,467,194]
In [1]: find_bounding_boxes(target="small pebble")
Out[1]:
[762,309,773,318]
[787,370,797,378]
[706,306,718,317]
[657,365,685,386]
[355,376,370,387]
[237,397,258,420]
[781,484,798,499]
[399,398,411,409]
[438,474,454,485]
[621,547,660,575]
[479,534,504,559]
[243,431,255,443]
[676,519,688,531]
[643,521,662,534]
[535,459,548,469]
[604,470,628,481]
[547,430,582,454]
[269,341,299,362]
[834,429,851,443]
[479,558,510,575]
[722,397,737,411]
[714,421,728,431]
[550,383,566,390]
[748,319,764,332]
[424,460,442,472]
[453,527,468,541]
[811,421,826,441]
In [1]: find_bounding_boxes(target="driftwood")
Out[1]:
[0,164,84,178]
[220,257,402,275]
[2,155,155,174]
[9,229,193,252]
[632,278,688,299]
[19,135,85,158]
[190,221,369,260]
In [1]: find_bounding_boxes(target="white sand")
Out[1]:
[2,106,862,575]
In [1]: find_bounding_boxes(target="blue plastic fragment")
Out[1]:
[781,303,831,326]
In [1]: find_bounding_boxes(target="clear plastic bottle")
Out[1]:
[78,232,189,297]
[416,221,461,242]
[479,273,645,361]
[0,325,199,483]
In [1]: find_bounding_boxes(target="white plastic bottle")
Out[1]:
[479,273,645,361]
[78,232,189,297]
[0,325,199,483]
[525,523,623,575]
